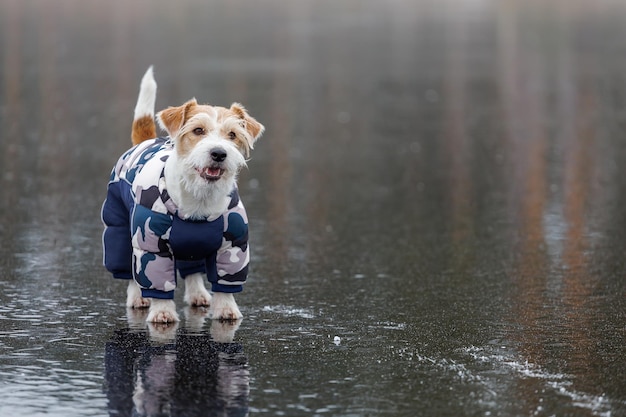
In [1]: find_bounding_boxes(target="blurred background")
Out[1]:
[0,0,625,416]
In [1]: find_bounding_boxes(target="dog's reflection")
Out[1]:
[105,308,248,417]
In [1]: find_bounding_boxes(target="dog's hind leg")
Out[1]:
[126,279,151,308]
[183,273,212,306]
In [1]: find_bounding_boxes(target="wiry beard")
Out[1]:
[167,136,247,220]
[181,164,239,200]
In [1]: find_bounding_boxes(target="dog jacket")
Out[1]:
[102,138,249,299]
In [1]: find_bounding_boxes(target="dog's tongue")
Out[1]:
[206,167,221,176]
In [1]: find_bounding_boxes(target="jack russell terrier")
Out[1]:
[102,67,264,323]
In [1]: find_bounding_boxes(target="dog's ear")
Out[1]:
[230,103,265,147]
[157,98,198,137]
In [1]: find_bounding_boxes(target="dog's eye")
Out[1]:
[193,127,205,136]
[228,131,236,140]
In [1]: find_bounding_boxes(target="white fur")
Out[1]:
[209,293,243,320]
[146,298,179,323]
[163,143,240,221]
[183,273,212,306]
[134,66,156,119]
[126,279,150,308]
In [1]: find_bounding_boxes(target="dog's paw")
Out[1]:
[127,296,151,309]
[126,280,150,308]
[183,273,212,306]
[209,293,243,320]
[184,286,212,307]
[146,299,179,323]
[147,308,180,323]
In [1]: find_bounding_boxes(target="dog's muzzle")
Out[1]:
[193,147,227,181]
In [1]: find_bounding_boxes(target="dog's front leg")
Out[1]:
[126,279,150,308]
[209,293,243,320]
[183,273,212,306]
[147,299,179,323]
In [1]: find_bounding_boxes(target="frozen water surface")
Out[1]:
[1,0,626,416]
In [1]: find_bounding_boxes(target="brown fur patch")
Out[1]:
[229,103,264,139]
[131,115,157,145]
[158,99,199,137]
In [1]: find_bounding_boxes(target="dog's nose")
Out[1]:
[210,148,227,162]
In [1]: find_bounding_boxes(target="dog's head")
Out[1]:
[157,99,264,194]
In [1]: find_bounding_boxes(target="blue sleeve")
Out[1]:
[212,203,250,294]
[102,180,133,279]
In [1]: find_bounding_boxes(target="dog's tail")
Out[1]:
[131,66,157,145]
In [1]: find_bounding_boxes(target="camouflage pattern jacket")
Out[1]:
[102,138,249,299]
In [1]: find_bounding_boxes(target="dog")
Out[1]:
[102,67,264,323]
